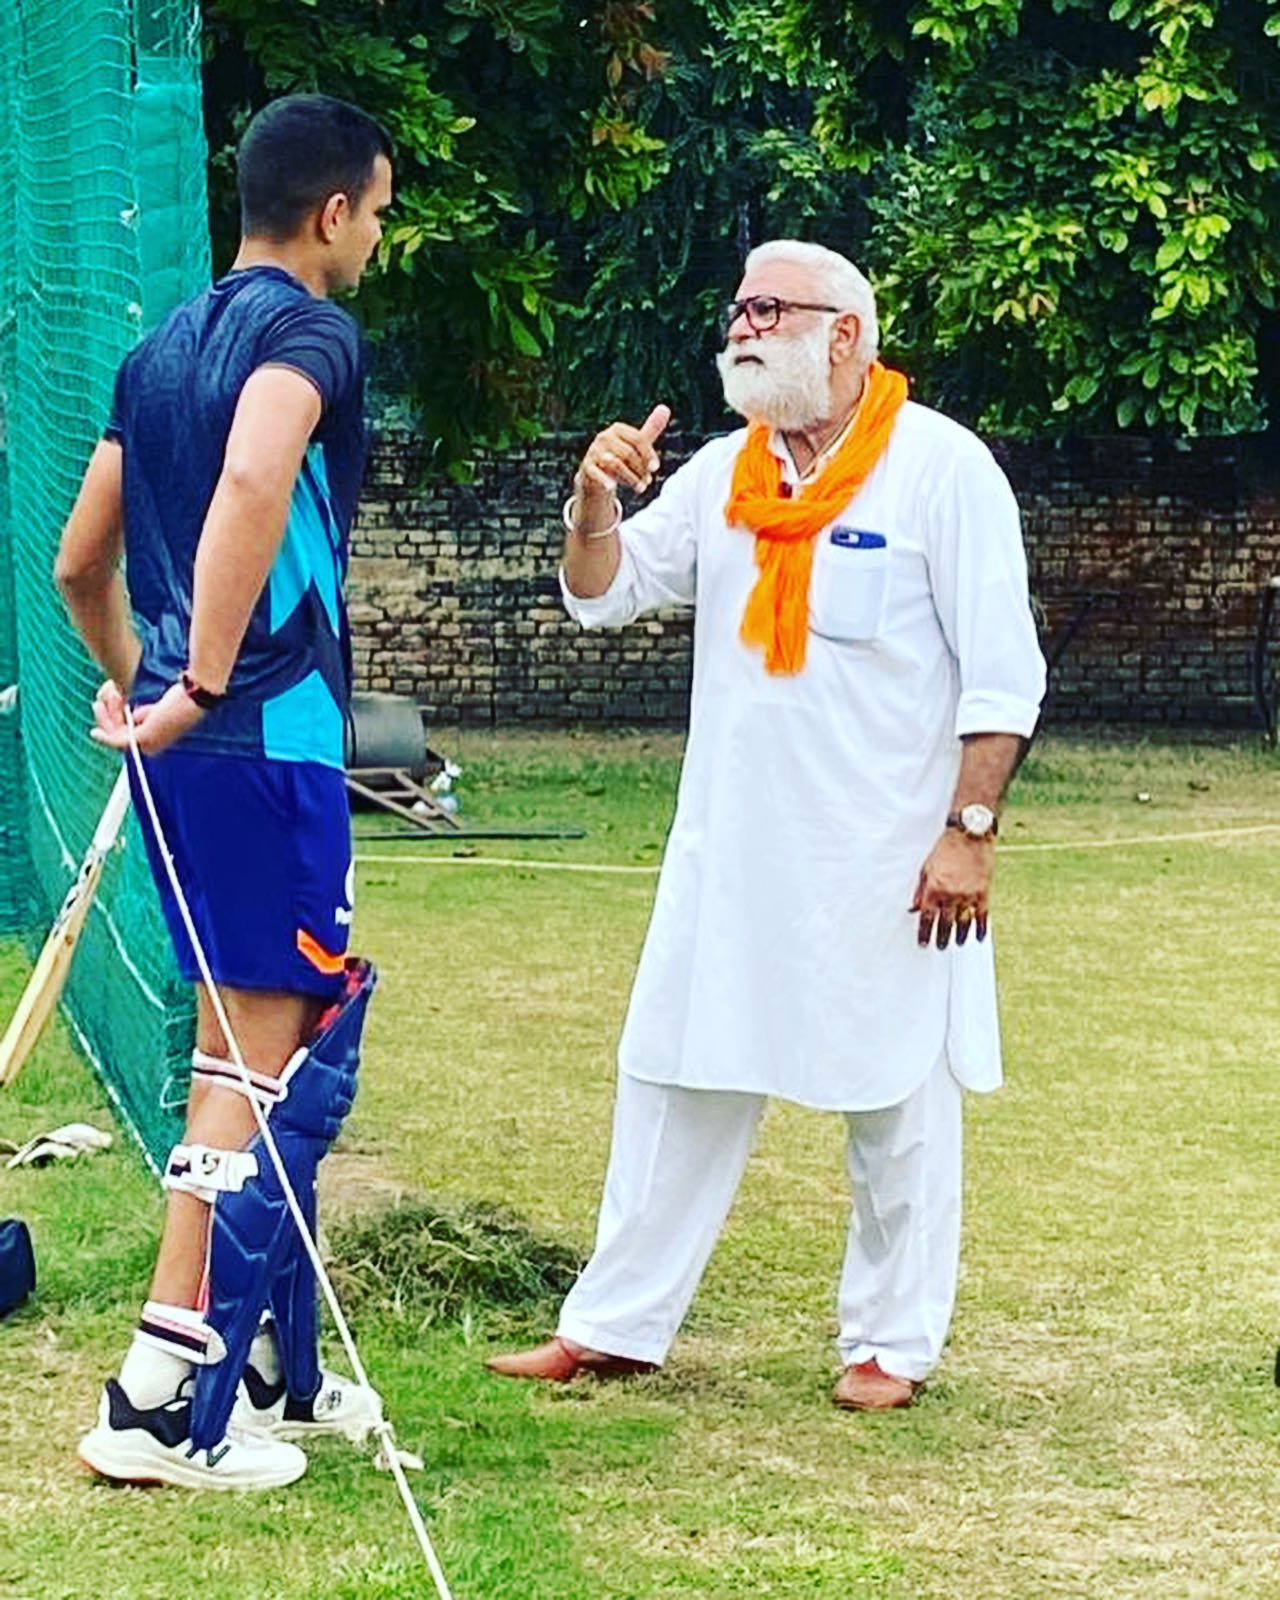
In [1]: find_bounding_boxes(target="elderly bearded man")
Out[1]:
[489,240,1046,1409]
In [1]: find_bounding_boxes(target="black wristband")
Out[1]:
[181,670,226,711]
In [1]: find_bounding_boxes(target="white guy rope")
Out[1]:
[125,718,454,1599]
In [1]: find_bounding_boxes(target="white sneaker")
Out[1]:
[233,1367,383,1444]
[77,1379,307,1491]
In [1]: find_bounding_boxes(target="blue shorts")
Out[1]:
[129,750,353,999]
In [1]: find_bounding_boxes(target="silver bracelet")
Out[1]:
[562,492,621,542]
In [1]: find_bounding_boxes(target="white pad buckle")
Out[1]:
[164,1143,259,1201]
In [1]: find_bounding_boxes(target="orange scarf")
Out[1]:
[726,360,908,674]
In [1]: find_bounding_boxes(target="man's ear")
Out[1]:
[317,191,349,243]
[831,311,861,366]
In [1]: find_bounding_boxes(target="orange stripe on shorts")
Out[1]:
[296,928,345,975]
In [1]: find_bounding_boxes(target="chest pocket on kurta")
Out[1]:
[808,525,890,643]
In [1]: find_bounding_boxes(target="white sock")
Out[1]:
[116,1301,205,1409]
[118,1337,193,1410]
[248,1319,282,1386]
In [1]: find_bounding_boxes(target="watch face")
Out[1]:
[960,803,995,836]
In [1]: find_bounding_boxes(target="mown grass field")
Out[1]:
[1,729,1278,1600]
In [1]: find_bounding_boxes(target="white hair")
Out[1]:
[743,240,879,368]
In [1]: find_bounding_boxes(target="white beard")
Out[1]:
[716,322,833,430]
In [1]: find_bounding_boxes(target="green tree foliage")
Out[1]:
[202,0,675,469]
[550,5,865,430]
[736,0,1280,436]
[203,1,1280,451]
[202,0,862,448]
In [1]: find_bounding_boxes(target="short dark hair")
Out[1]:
[237,94,392,241]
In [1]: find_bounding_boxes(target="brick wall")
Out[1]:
[997,436,1280,725]
[349,431,1280,728]
[349,433,701,726]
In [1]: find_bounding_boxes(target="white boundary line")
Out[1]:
[1001,821,1280,853]
[355,820,1280,876]
[356,853,659,874]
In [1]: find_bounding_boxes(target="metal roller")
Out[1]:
[344,694,429,778]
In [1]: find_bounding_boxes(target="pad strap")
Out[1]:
[191,1049,290,1109]
[137,1299,227,1366]
[275,1045,313,1098]
[164,1142,259,1202]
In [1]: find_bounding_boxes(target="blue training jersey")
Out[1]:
[106,264,367,769]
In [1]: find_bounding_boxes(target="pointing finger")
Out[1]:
[611,421,664,480]
[640,404,671,445]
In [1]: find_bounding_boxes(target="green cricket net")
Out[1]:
[0,0,210,1169]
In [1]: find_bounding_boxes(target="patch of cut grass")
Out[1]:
[329,1198,584,1333]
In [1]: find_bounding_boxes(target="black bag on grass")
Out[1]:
[0,1219,35,1318]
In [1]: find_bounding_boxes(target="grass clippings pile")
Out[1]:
[329,1198,584,1333]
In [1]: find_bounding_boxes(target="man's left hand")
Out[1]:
[90,678,205,757]
[910,830,994,950]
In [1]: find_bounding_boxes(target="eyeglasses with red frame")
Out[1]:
[722,295,844,338]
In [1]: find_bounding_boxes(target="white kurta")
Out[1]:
[562,401,1046,1111]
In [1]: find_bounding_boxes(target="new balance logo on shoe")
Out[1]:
[230,1366,383,1444]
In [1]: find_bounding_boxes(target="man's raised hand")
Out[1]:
[576,405,672,501]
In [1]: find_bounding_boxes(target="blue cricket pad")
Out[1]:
[0,1219,36,1319]
[189,958,376,1449]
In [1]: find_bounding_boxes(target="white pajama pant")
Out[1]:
[557,1054,963,1382]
